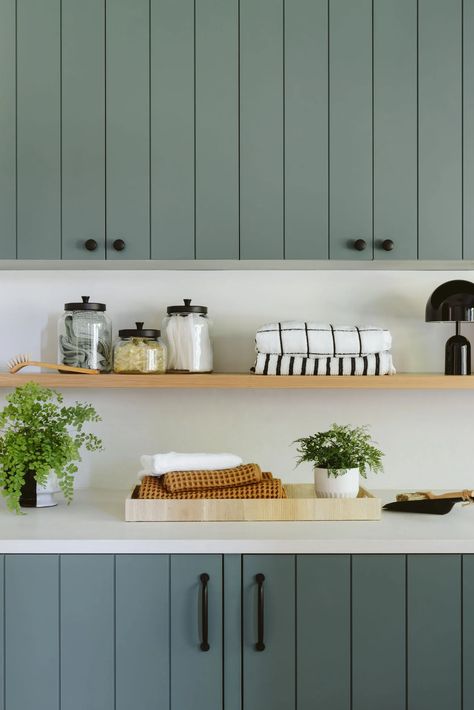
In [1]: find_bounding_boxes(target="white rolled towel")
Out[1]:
[140,452,243,476]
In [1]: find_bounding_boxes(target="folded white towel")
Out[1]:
[253,352,396,376]
[256,322,392,357]
[140,452,243,476]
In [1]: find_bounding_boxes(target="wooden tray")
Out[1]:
[125,485,381,522]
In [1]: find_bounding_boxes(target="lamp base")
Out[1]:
[445,334,471,375]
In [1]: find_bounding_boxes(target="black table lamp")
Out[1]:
[426,279,474,375]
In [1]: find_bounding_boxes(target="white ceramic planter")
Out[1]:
[36,472,60,508]
[314,467,360,499]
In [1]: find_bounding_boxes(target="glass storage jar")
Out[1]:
[113,322,167,374]
[58,296,112,372]
[162,299,213,372]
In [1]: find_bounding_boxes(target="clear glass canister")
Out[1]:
[162,299,213,373]
[113,322,167,374]
[58,296,112,372]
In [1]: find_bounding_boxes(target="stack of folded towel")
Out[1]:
[137,453,286,500]
[253,322,396,376]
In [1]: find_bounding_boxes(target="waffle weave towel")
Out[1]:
[140,452,242,476]
[163,463,263,494]
[253,352,396,376]
[137,473,286,500]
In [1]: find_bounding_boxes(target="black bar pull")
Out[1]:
[200,573,210,652]
[255,573,265,651]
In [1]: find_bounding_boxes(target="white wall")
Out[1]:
[1,268,473,491]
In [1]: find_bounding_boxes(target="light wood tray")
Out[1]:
[125,485,381,522]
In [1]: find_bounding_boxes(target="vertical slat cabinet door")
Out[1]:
[60,555,115,710]
[107,0,149,259]
[242,555,295,710]
[240,0,284,259]
[224,555,242,710]
[195,0,239,259]
[418,0,462,259]
[0,557,3,710]
[285,0,328,259]
[170,555,223,709]
[116,555,170,710]
[17,0,61,259]
[5,555,59,710]
[352,555,405,710]
[329,0,372,260]
[464,0,474,258]
[0,0,16,258]
[151,0,194,259]
[297,555,350,710]
[407,555,461,710]
[62,0,105,259]
[463,556,474,708]
[373,0,417,260]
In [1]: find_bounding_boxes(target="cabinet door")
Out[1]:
[373,0,417,260]
[329,0,372,259]
[463,0,474,258]
[116,555,170,710]
[61,0,105,259]
[17,0,61,259]
[0,0,16,258]
[242,555,295,710]
[170,555,223,709]
[107,0,150,259]
[463,556,474,708]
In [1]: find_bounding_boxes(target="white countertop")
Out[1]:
[0,489,473,554]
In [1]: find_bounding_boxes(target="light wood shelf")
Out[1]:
[0,372,471,389]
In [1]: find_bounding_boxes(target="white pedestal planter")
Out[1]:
[314,467,360,499]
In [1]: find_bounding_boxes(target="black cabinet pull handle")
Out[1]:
[255,573,265,651]
[200,573,210,652]
[113,239,126,252]
[382,239,394,251]
[84,239,98,252]
[353,239,367,251]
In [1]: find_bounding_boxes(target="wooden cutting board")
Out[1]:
[125,484,381,522]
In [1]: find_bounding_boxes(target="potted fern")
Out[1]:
[294,424,383,499]
[0,382,102,513]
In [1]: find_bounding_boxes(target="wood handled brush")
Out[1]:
[8,353,100,375]
[383,490,474,515]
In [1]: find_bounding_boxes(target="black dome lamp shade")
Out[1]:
[425,279,474,375]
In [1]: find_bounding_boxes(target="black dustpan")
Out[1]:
[383,490,474,515]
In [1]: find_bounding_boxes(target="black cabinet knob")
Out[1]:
[84,239,98,252]
[113,239,126,252]
[353,239,367,251]
[382,239,394,252]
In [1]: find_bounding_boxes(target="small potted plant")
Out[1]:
[294,424,383,499]
[0,382,103,513]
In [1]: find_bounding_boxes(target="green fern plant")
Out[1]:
[0,382,103,513]
[294,423,384,478]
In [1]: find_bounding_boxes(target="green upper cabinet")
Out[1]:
[0,0,16,259]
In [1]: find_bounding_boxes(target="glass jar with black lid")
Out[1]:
[58,296,112,372]
[162,299,213,372]
[113,322,167,374]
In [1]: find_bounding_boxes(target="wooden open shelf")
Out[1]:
[0,372,472,389]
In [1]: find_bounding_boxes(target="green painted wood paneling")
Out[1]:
[223,555,242,710]
[0,0,16,258]
[5,555,59,710]
[373,0,417,260]
[116,555,170,710]
[407,555,461,710]
[195,0,239,259]
[418,0,462,259]
[170,555,223,709]
[284,0,328,259]
[151,0,194,259]
[17,0,60,259]
[60,555,114,710]
[464,0,474,258]
[0,558,3,710]
[242,555,295,710]
[106,0,149,259]
[240,0,284,259]
[297,555,350,710]
[62,0,105,259]
[329,0,372,260]
[463,556,474,708]
[352,555,405,710]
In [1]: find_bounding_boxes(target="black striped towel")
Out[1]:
[253,352,396,376]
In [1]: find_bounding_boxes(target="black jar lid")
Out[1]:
[167,298,208,315]
[118,322,161,338]
[64,296,106,312]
